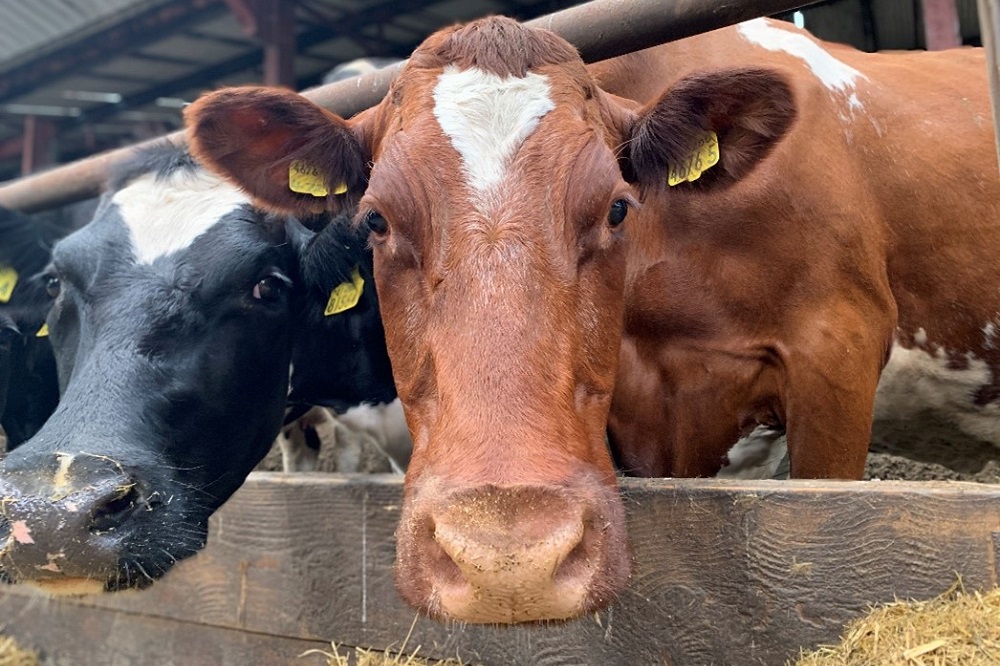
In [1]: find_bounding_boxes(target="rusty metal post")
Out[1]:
[921,0,962,50]
[261,0,296,87]
[980,0,1000,174]
[20,116,56,176]
[0,0,823,212]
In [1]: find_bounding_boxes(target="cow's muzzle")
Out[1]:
[0,452,152,594]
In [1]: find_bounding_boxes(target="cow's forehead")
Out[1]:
[110,169,250,265]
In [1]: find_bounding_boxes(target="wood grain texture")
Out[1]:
[0,590,336,666]
[0,475,997,666]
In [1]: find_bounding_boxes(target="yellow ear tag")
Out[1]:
[667,131,720,187]
[36,323,49,338]
[324,268,364,316]
[0,266,18,303]
[289,160,347,198]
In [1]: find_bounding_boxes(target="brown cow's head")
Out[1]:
[186,16,794,623]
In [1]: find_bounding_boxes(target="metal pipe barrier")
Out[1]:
[0,0,822,212]
[979,0,1000,175]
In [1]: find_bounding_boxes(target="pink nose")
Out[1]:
[396,484,628,623]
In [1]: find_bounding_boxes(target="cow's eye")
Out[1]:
[608,199,629,228]
[252,274,291,302]
[45,275,61,299]
[364,210,388,236]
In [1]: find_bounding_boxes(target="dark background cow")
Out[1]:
[0,208,67,449]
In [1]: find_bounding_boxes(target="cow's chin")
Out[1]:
[25,577,108,596]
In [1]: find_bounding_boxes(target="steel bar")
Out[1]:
[0,0,823,212]
[980,0,1000,176]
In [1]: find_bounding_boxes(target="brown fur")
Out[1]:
[185,86,370,215]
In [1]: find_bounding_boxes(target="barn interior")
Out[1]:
[0,1,998,665]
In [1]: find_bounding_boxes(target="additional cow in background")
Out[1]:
[0,208,61,450]
[267,55,410,477]
[0,142,402,594]
[274,402,409,473]
[0,200,99,451]
[188,15,1000,624]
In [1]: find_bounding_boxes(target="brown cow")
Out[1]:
[186,16,999,623]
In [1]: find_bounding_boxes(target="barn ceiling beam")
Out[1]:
[74,0,442,126]
[0,0,228,106]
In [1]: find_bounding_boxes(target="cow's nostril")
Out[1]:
[554,534,589,585]
[88,484,141,534]
[428,532,464,588]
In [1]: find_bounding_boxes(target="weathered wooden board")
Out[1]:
[0,474,997,666]
[0,589,335,666]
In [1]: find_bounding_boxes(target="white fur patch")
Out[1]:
[716,426,788,479]
[874,342,1000,446]
[113,170,249,265]
[432,66,554,201]
[984,321,997,350]
[738,18,867,96]
[738,18,867,129]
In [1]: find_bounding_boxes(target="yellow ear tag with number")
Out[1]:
[36,323,48,338]
[667,131,720,186]
[288,161,347,197]
[324,268,364,316]
[0,266,18,303]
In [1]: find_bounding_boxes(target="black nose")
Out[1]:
[0,452,143,586]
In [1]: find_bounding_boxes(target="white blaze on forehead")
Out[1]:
[432,65,555,196]
[738,18,867,95]
[113,169,250,265]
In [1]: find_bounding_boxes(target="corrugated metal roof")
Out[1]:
[0,0,167,72]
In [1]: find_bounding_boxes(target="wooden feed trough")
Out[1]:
[0,473,996,665]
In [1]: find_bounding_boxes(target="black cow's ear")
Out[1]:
[626,68,796,192]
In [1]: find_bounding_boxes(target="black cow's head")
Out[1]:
[0,142,394,594]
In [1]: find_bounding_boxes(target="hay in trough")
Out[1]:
[794,580,1000,665]
[300,618,468,666]
[0,635,38,666]
[301,643,465,666]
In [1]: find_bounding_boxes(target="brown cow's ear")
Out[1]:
[185,86,372,215]
[626,69,796,192]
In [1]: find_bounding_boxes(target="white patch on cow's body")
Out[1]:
[738,18,867,126]
[432,66,554,204]
[984,321,997,350]
[738,19,867,96]
[873,341,1000,446]
[913,327,929,346]
[716,426,788,479]
[113,170,249,265]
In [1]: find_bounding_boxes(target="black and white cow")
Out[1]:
[0,207,62,449]
[0,141,399,594]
